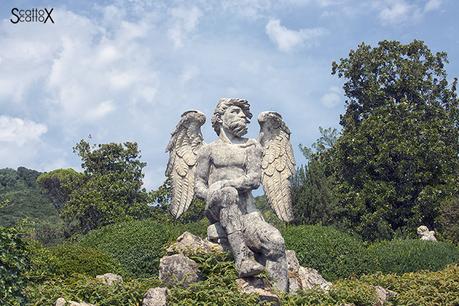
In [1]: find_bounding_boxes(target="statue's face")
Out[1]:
[222,105,249,137]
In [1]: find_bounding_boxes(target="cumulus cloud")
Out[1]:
[168,6,202,48]
[376,0,442,25]
[0,116,47,146]
[320,87,341,108]
[265,19,326,52]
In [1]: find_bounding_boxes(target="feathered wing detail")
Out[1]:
[258,111,296,222]
[166,110,206,218]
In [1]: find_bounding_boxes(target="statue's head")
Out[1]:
[417,225,428,235]
[211,98,252,137]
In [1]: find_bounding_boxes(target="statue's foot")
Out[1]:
[237,258,265,277]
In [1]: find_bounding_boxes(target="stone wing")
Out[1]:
[166,110,206,218]
[258,111,296,222]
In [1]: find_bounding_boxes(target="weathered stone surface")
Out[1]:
[95,273,123,286]
[142,287,168,306]
[55,298,66,306]
[166,99,296,292]
[289,266,332,293]
[417,225,437,241]
[55,298,94,306]
[166,231,222,255]
[159,254,201,287]
[286,249,300,273]
[236,278,280,306]
[374,285,397,306]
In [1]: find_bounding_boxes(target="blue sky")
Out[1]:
[0,0,458,189]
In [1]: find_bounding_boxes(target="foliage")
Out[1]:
[62,140,153,233]
[25,274,161,306]
[282,279,378,306]
[294,127,339,225]
[282,225,373,281]
[331,40,459,241]
[0,226,30,306]
[37,168,84,211]
[368,239,459,274]
[362,264,459,306]
[168,252,261,305]
[49,243,126,277]
[76,218,207,277]
[436,196,459,243]
[0,168,61,231]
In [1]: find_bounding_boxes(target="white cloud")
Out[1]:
[376,0,442,25]
[320,87,341,108]
[168,6,202,48]
[0,116,47,146]
[265,19,326,52]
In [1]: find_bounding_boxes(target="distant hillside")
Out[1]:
[0,167,60,226]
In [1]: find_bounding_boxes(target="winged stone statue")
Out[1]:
[165,98,296,292]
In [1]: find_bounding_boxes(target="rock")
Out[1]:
[166,231,223,255]
[95,273,123,286]
[374,286,397,306]
[55,298,94,306]
[286,250,300,273]
[236,277,280,306]
[207,223,226,242]
[298,267,331,290]
[289,266,332,293]
[55,298,66,306]
[417,225,437,241]
[68,301,95,306]
[142,287,168,306]
[159,254,201,287]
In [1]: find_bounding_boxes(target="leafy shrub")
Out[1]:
[168,252,261,305]
[282,225,374,280]
[25,274,161,306]
[48,243,126,277]
[281,280,378,306]
[76,218,207,277]
[437,196,459,243]
[362,264,459,306]
[0,226,30,305]
[368,239,459,274]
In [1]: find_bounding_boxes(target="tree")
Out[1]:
[331,40,459,240]
[37,169,84,211]
[62,140,152,233]
[293,127,338,225]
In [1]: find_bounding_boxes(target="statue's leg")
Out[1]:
[243,214,289,292]
[209,187,264,277]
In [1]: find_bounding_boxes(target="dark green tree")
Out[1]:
[331,40,459,240]
[62,140,152,233]
[293,127,339,225]
[37,168,84,211]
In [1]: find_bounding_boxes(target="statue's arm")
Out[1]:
[224,141,262,192]
[195,146,210,200]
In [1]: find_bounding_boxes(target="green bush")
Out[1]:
[0,226,30,305]
[282,225,374,281]
[25,274,161,306]
[76,218,207,277]
[281,280,378,306]
[47,243,126,277]
[168,252,261,305]
[368,239,459,274]
[362,264,459,306]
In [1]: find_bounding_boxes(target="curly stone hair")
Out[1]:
[211,98,253,135]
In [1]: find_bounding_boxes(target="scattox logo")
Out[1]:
[10,8,54,24]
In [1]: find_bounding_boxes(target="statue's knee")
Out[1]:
[265,232,285,258]
[221,187,238,203]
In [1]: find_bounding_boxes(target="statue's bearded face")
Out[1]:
[222,105,250,137]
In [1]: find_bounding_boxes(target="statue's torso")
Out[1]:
[206,139,259,187]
